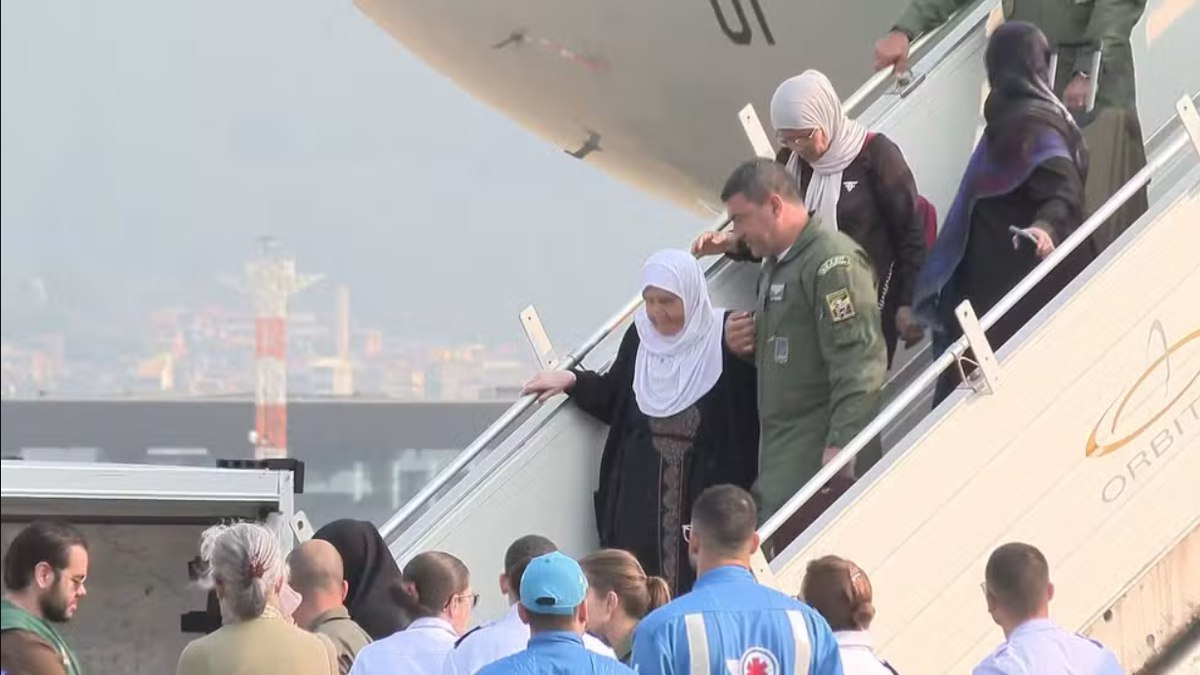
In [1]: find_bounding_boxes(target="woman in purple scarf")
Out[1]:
[914,21,1091,403]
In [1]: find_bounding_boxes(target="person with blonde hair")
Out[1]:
[801,555,895,674]
[580,549,671,663]
[175,522,338,675]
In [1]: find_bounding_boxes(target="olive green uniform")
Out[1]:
[893,0,1146,113]
[753,217,888,520]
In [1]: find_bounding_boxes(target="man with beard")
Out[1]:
[1,521,89,675]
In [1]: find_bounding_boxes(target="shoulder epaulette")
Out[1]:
[454,624,486,648]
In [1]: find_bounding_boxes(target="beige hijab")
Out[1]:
[769,70,869,230]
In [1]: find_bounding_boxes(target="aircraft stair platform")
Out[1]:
[376,2,1200,671]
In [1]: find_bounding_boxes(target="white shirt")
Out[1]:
[834,631,895,675]
[350,617,458,675]
[442,604,616,675]
[973,618,1123,675]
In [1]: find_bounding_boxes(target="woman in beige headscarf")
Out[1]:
[695,70,927,365]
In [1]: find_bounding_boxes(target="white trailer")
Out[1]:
[1,460,302,674]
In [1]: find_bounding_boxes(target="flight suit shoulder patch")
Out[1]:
[825,288,856,323]
[817,255,850,276]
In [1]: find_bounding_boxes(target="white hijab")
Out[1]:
[632,250,725,418]
[769,70,869,231]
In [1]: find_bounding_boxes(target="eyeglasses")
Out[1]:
[776,128,818,148]
[681,524,693,543]
[448,592,480,609]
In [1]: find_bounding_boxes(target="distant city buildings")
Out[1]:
[1,300,533,401]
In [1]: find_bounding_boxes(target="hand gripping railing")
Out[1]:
[378,1,999,542]
[758,101,1200,543]
[841,4,966,113]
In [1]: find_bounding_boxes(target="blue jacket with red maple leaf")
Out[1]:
[630,565,843,675]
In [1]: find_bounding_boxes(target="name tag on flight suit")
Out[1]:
[768,283,786,302]
[771,336,789,364]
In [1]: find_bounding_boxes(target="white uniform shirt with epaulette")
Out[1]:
[443,604,615,675]
[973,618,1124,674]
[349,616,457,675]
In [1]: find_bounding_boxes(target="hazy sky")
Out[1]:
[0,0,703,352]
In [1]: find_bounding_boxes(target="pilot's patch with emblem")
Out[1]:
[817,255,850,276]
[825,288,856,322]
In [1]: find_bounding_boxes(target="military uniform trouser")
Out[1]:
[754,435,883,536]
[1081,108,1148,254]
[754,440,824,524]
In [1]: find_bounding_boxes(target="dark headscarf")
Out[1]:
[912,22,1088,332]
[313,518,408,640]
[982,21,1087,175]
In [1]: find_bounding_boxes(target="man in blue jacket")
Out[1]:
[477,551,634,675]
[631,485,844,675]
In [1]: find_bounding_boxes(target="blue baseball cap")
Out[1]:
[519,551,588,616]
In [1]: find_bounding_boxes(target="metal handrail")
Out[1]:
[759,117,1197,542]
[378,1,1000,541]
[842,7,956,114]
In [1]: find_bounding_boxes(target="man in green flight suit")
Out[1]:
[719,159,888,539]
[874,0,1149,250]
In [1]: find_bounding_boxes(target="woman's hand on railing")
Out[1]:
[692,230,739,257]
[522,370,578,403]
[1012,225,1056,258]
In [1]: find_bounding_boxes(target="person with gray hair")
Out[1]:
[175,522,339,675]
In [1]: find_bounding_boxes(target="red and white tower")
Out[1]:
[245,237,318,459]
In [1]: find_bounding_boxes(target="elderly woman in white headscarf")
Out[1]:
[695,70,927,364]
[522,250,758,594]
